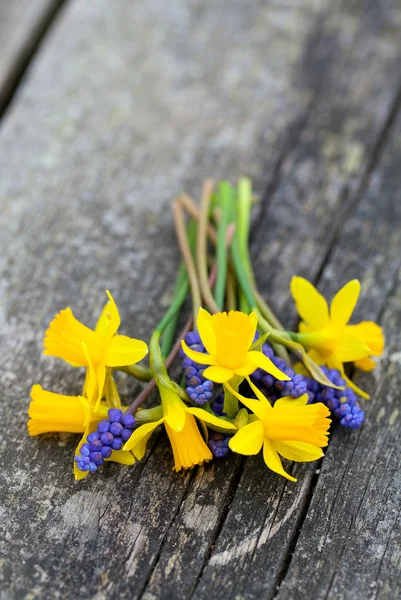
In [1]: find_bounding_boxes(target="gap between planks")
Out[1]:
[0,0,68,119]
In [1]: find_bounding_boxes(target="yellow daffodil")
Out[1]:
[44,291,148,407]
[124,382,236,471]
[181,308,289,384]
[290,277,384,374]
[28,385,137,481]
[227,379,331,481]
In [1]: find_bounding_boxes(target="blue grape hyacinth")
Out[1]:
[208,431,231,458]
[179,331,214,405]
[75,408,137,473]
[251,342,307,400]
[306,367,365,430]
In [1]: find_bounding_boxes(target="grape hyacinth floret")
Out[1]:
[306,367,365,430]
[179,331,214,405]
[251,342,307,400]
[208,431,231,458]
[75,409,137,473]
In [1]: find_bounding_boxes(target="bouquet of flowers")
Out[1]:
[28,179,384,482]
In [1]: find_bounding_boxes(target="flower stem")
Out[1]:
[117,364,153,381]
[226,270,237,311]
[214,181,232,310]
[124,316,193,416]
[172,204,200,326]
[196,180,221,314]
[160,260,189,357]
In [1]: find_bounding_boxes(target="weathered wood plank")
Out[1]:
[276,109,401,600]
[190,3,401,599]
[0,0,339,598]
[1,1,401,599]
[0,0,64,113]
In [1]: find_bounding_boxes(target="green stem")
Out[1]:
[116,364,153,381]
[214,182,232,310]
[160,260,188,357]
[226,270,237,311]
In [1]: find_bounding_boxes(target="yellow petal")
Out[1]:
[187,407,237,431]
[263,439,296,481]
[74,424,92,481]
[93,363,106,411]
[225,381,270,420]
[197,307,217,355]
[228,421,264,455]
[247,311,259,349]
[132,431,155,460]
[95,290,121,340]
[233,361,258,377]
[336,334,370,362]
[247,351,290,381]
[354,357,376,371]
[274,394,309,409]
[104,335,148,367]
[290,276,329,329]
[274,440,324,462]
[163,400,187,432]
[181,340,214,366]
[245,378,273,407]
[203,365,234,383]
[347,321,384,356]
[330,280,360,326]
[106,450,135,465]
[123,419,163,451]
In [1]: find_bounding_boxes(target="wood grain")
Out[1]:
[0,0,400,599]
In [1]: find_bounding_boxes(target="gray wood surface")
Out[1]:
[0,0,64,113]
[0,1,400,599]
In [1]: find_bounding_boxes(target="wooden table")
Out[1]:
[1,1,400,598]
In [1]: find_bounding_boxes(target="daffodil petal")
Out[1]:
[164,403,187,432]
[233,362,258,377]
[74,424,93,481]
[247,351,290,381]
[197,307,217,355]
[106,450,136,465]
[336,334,370,362]
[181,341,215,366]
[247,311,258,348]
[347,321,384,356]
[203,365,233,383]
[93,364,106,411]
[245,377,273,407]
[131,432,153,460]
[104,335,148,367]
[330,280,360,326]
[228,421,264,455]
[95,291,121,339]
[354,357,377,371]
[187,407,237,431]
[225,381,270,420]
[123,419,164,451]
[263,439,296,481]
[274,440,324,462]
[274,394,309,409]
[290,276,329,329]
